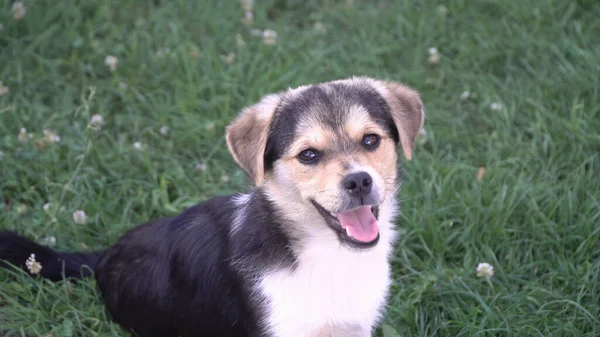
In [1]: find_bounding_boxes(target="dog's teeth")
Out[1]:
[346,227,352,237]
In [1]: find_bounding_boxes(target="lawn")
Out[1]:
[1,0,599,336]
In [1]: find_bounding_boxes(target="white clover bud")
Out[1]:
[105,55,118,72]
[73,210,87,225]
[90,114,104,128]
[12,2,26,21]
[133,141,143,150]
[0,82,9,96]
[196,163,207,172]
[26,253,42,274]
[490,102,503,111]
[262,29,277,45]
[476,262,494,279]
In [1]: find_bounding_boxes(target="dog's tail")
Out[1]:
[0,231,102,281]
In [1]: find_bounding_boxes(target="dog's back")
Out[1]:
[95,195,263,337]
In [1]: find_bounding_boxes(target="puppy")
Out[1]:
[0,77,424,337]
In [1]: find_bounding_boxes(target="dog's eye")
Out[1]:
[298,149,320,164]
[362,134,380,149]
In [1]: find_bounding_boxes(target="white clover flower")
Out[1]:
[18,127,30,143]
[240,0,253,12]
[428,54,440,65]
[42,202,51,211]
[223,52,235,65]
[160,126,170,136]
[133,141,143,150]
[16,204,27,215]
[43,129,60,143]
[0,82,9,96]
[196,163,207,172]
[119,81,128,91]
[313,22,326,34]
[490,102,503,111]
[221,175,230,183]
[476,262,494,279]
[460,91,470,101]
[262,29,277,45]
[90,114,104,128]
[156,48,172,58]
[427,47,440,65]
[437,5,449,17]
[25,254,42,275]
[73,210,87,225]
[105,55,118,72]
[242,11,254,27]
[12,2,26,21]
[236,34,246,48]
[42,236,56,246]
[427,47,440,66]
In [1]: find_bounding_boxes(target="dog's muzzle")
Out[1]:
[310,200,380,249]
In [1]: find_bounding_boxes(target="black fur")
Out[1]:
[0,191,295,337]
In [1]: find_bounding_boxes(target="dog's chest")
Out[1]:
[257,239,391,337]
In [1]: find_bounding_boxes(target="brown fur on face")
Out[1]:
[266,111,398,215]
[226,77,424,216]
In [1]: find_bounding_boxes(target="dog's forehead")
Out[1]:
[274,81,392,137]
[285,82,387,126]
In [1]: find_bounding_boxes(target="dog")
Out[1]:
[0,77,424,337]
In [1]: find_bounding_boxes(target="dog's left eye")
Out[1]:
[362,134,380,149]
[298,149,320,164]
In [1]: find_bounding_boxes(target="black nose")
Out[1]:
[342,172,373,197]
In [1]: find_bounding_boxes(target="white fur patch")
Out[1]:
[257,198,397,337]
[230,193,251,234]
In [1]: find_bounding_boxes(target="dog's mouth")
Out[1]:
[310,200,380,249]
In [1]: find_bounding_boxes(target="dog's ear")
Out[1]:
[377,81,425,161]
[225,94,280,186]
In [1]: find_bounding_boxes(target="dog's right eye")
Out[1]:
[298,149,320,164]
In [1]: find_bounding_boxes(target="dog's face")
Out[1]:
[226,77,424,249]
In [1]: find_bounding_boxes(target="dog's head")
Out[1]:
[226,77,423,249]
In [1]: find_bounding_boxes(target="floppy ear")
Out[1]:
[378,81,425,161]
[225,94,281,186]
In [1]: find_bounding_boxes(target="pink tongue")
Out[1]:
[336,205,379,242]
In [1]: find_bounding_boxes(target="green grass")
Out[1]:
[1,0,599,336]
